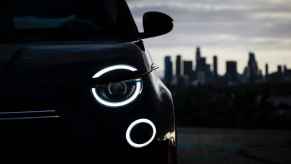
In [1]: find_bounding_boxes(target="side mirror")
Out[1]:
[139,11,173,39]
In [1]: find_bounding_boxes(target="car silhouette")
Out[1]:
[0,0,176,163]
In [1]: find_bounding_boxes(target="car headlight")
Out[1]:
[91,65,143,108]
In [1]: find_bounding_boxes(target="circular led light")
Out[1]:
[91,65,142,108]
[92,65,138,79]
[125,119,156,148]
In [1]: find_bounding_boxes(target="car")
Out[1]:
[0,0,176,163]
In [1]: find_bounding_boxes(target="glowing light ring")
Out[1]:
[92,65,138,78]
[91,65,142,108]
[125,119,156,148]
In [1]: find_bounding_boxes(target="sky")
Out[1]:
[126,0,291,76]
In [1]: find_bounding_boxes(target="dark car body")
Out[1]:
[0,0,176,163]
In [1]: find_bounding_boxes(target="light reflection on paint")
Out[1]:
[162,131,176,144]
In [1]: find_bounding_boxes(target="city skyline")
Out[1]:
[127,0,291,76]
[163,46,287,76]
[163,46,291,85]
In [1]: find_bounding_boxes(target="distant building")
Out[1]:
[176,55,183,77]
[226,61,238,82]
[183,60,193,77]
[264,64,291,81]
[278,65,283,75]
[164,56,173,83]
[283,65,288,74]
[243,52,261,82]
[265,63,269,77]
[213,56,218,77]
[196,71,206,85]
[195,47,202,71]
[200,57,206,70]
[206,64,211,73]
[284,67,291,81]
[193,47,214,84]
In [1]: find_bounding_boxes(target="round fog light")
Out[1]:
[125,119,156,148]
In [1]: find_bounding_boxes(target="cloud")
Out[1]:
[128,0,291,46]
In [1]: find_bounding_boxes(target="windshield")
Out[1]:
[0,0,138,42]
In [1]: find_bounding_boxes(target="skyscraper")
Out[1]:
[226,61,238,82]
[278,65,282,75]
[213,56,218,77]
[195,47,202,71]
[244,52,260,82]
[183,61,193,77]
[200,57,206,70]
[265,63,269,77]
[249,52,258,73]
[283,65,288,74]
[164,56,173,83]
[176,55,183,77]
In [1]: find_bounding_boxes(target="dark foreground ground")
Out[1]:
[177,128,291,164]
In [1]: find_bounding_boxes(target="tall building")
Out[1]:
[176,55,183,77]
[183,61,193,77]
[195,47,202,71]
[265,63,269,77]
[248,52,259,74]
[278,65,282,75]
[226,61,238,82]
[243,52,260,82]
[200,57,206,70]
[213,56,218,77]
[283,65,288,74]
[206,64,211,73]
[194,47,213,84]
[164,56,173,83]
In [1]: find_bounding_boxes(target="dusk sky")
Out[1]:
[127,0,291,76]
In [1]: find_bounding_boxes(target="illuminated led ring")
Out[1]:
[126,119,156,148]
[91,65,142,108]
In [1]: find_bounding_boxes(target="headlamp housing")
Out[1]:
[91,65,143,108]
